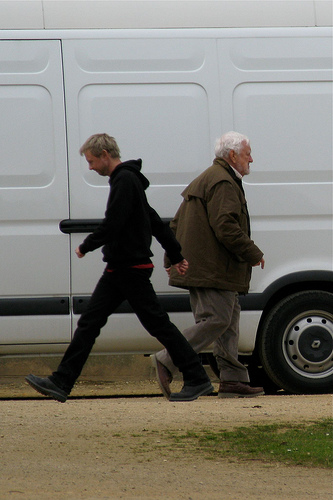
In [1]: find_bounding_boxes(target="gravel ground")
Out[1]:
[0,380,332,499]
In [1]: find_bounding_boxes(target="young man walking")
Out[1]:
[26,134,213,403]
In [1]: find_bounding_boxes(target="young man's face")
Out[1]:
[85,150,110,176]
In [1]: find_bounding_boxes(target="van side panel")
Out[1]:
[217,30,333,352]
[1,1,332,30]
[60,30,332,355]
[62,37,221,298]
[216,32,333,301]
[0,28,331,364]
[0,40,71,345]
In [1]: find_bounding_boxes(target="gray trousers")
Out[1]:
[156,288,250,383]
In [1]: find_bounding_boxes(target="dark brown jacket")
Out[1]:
[166,157,263,293]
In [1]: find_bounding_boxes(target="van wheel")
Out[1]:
[258,291,333,394]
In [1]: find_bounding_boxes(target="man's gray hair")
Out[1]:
[215,131,250,159]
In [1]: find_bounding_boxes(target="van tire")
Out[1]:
[258,291,333,394]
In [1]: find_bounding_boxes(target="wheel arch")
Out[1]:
[246,271,333,392]
[255,270,333,346]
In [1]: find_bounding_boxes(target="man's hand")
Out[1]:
[75,247,85,258]
[172,259,189,276]
[253,258,265,269]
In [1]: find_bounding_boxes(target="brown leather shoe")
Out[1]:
[150,354,173,399]
[218,381,265,398]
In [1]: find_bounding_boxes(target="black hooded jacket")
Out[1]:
[79,159,184,268]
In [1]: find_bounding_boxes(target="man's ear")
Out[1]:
[229,149,237,164]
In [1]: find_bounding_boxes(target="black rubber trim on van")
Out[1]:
[72,293,263,315]
[73,294,192,316]
[0,297,69,316]
[0,294,262,317]
[59,218,171,234]
[72,272,333,315]
[0,294,258,317]
[1,270,331,317]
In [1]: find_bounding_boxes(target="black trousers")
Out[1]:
[51,267,208,393]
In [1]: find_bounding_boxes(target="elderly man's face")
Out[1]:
[232,142,253,177]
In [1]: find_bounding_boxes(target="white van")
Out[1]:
[0,0,332,394]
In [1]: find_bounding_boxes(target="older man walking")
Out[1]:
[152,131,265,399]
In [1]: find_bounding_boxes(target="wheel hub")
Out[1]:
[283,314,333,376]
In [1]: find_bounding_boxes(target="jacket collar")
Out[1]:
[214,157,245,194]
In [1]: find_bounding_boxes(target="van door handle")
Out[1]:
[59,218,172,234]
[59,219,103,234]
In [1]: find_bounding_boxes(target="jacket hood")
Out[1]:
[112,159,150,190]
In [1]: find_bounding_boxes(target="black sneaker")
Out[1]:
[169,381,214,402]
[25,374,68,403]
